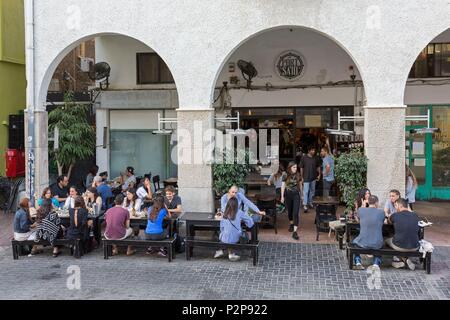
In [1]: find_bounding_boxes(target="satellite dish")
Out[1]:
[88,62,111,90]
[237,60,258,89]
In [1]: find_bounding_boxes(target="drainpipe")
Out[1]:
[25,0,36,206]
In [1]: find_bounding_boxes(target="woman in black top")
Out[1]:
[281,161,303,240]
[66,196,90,246]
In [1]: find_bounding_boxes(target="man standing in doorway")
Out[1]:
[300,146,321,213]
[320,146,335,197]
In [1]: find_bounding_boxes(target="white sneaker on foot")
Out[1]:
[392,261,405,269]
[355,262,365,270]
[228,253,240,261]
[214,250,224,258]
[406,258,416,271]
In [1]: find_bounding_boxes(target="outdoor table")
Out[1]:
[163,177,178,187]
[129,212,178,237]
[312,196,339,206]
[181,212,259,260]
[345,220,425,244]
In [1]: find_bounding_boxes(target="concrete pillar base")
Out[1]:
[176,109,215,213]
[364,105,406,204]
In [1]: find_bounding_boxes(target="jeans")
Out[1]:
[303,180,316,206]
[323,180,334,197]
[285,189,301,226]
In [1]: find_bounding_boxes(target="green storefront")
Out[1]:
[406,105,450,200]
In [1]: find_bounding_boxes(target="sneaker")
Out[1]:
[288,224,294,232]
[354,262,365,270]
[369,264,381,272]
[392,261,405,269]
[303,206,308,213]
[406,258,416,271]
[146,248,157,255]
[292,231,299,240]
[228,253,240,262]
[214,250,224,259]
[157,248,167,257]
[393,256,401,262]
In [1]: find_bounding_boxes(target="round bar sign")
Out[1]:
[275,51,306,81]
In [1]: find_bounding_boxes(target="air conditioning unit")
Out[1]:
[80,57,94,72]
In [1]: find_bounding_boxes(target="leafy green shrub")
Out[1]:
[335,149,368,214]
[212,149,253,197]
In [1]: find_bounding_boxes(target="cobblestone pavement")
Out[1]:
[0,242,449,300]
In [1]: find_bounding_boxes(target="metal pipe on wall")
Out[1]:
[25,0,36,205]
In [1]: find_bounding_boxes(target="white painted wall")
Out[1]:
[33,0,450,110]
[95,35,177,90]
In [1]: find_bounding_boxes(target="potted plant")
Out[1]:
[212,148,254,199]
[48,91,96,179]
[334,149,368,215]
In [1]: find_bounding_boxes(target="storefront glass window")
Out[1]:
[110,131,171,180]
[432,107,450,187]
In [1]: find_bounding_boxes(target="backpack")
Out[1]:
[173,233,185,253]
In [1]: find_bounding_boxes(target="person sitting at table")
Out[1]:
[164,186,182,216]
[123,188,142,215]
[384,189,401,217]
[85,165,99,189]
[280,161,303,240]
[352,195,385,270]
[51,175,69,207]
[63,186,78,209]
[267,161,285,200]
[94,176,113,210]
[386,198,420,270]
[13,197,38,241]
[83,187,103,215]
[214,197,254,262]
[144,195,172,257]
[99,171,108,183]
[220,185,265,223]
[137,175,153,203]
[104,194,135,256]
[37,187,59,210]
[34,199,64,257]
[28,200,53,256]
[353,188,371,220]
[121,166,137,192]
[66,196,92,251]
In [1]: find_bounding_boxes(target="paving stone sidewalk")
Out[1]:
[0,242,449,300]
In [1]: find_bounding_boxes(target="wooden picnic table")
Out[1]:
[312,196,340,206]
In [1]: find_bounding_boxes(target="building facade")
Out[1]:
[27,0,450,212]
[0,0,26,176]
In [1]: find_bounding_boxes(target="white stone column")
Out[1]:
[25,110,49,201]
[95,108,110,174]
[364,105,406,205]
[176,109,215,213]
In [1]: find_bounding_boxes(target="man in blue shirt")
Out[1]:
[352,195,385,270]
[320,146,335,197]
[220,185,265,222]
[94,176,113,210]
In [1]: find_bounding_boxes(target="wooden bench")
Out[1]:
[102,237,176,262]
[11,239,81,259]
[346,243,431,274]
[185,237,259,266]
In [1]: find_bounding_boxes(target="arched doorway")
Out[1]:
[404,28,450,200]
[35,33,179,195]
[211,26,366,190]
